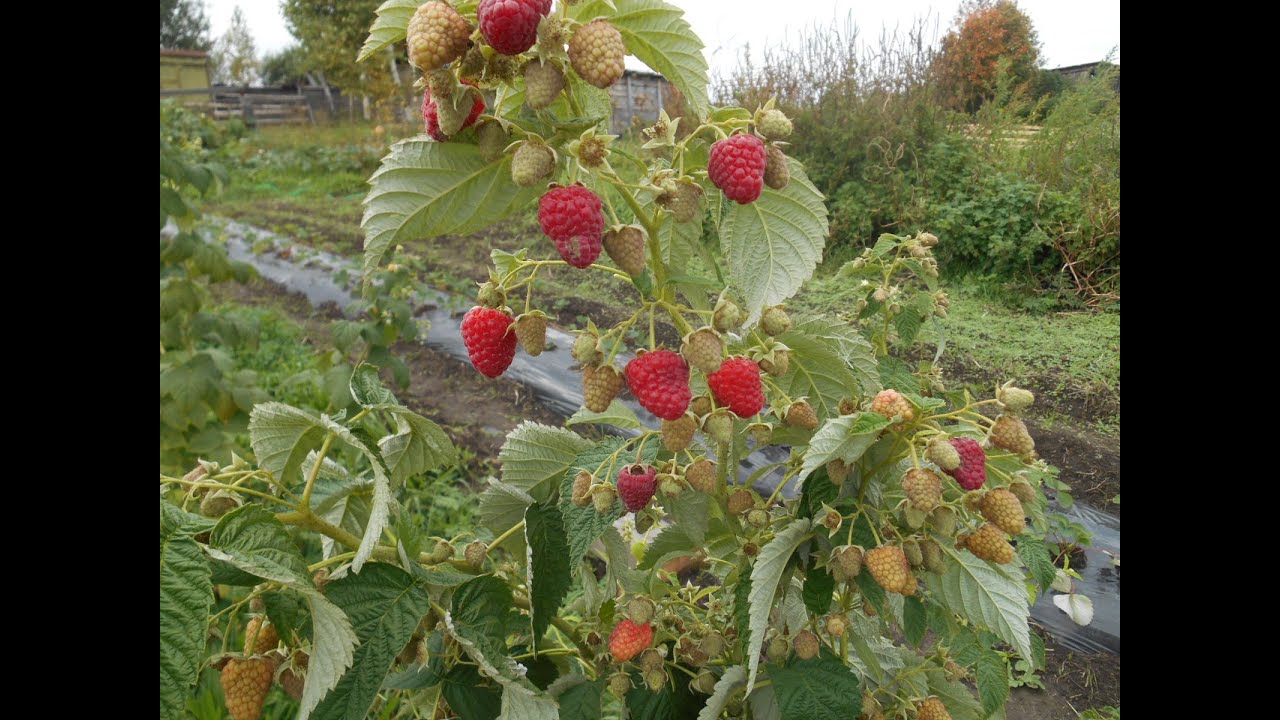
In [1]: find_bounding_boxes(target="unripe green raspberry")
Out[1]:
[407,2,472,72]
[571,329,602,365]
[592,484,617,514]
[603,225,647,277]
[727,489,755,516]
[831,545,863,577]
[925,436,962,471]
[747,422,772,445]
[1008,481,1037,505]
[659,475,684,497]
[902,468,943,512]
[767,634,790,663]
[756,108,793,140]
[826,459,851,485]
[712,297,743,332]
[200,490,239,518]
[997,384,1035,413]
[511,142,556,187]
[523,60,565,110]
[690,394,713,417]
[704,409,734,445]
[637,647,664,672]
[577,135,609,168]
[824,614,847,638]
[568,19,625,88]
[571,470,593,507]
[681,326,725,374]
[609,672,632,698]
[784,400,819,430]
[763,143,790,190]
[477,281,506,309]
[903,539,924,568]
[627,595,656,625]
[760,306,792,336]
[746,508,770,527]
[476,121,509,163]
[699,631,726,658]
[691,669,718,694]
[464,541,488,570]
[758,348,790,376]
[929,506,958,536]
[920,538,947,573]
[431,540,454,563]
[661,413,697,452]
[793,629,820,660]
[645,668,667,691]
[919,231,939,246]
[657,178,704,223]
[685,459,716,494]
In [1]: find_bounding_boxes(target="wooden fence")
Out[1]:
[961,124,1042,147]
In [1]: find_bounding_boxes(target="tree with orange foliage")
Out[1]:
[932,0,1041,111]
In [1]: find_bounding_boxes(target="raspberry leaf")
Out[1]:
[1015,533,1057,592]
[927,545,1034,662]
[975,646,1010,716]
[357,0,419,62]
[524,503,573,647]
[479,480,536,559]
[361,142,540,295]
[719,158,828,327]
[248,402,327,487]
[446,576,529,687]
[798,412,891,482]
[571,0,711,121]
[696,665,746,720]
[160,502,215,720]
[558,438,638,574]
[311,564,432,720]
[845,611,904,684]
[925,670,985,720]
[566,399,643,430]
[774,318,881,417]
[768,653,863,720]
[378,409,457,486]
[745,518,814,693]
[636,523,697,571]
[499,684,560,720]
[498,421,594,502]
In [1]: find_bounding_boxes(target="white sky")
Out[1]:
[207,0,1119,76]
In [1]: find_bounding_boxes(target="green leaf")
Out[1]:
[573,0,710,121]
[263,590,313,645]
[207,507,357,719]
[357,0,418,62]
[720,158,828,326]
[322,417,394,573]
[498,685,558,719]
[441,665,502,720]
[498,421,593,502]
[637,524,697,571]
[894,307,924,346]
[669,489,711,545]
[413,562,478,587]
[926,670,984,720]
[797,467,839,520]
[349,362,398,408]
[802,566,834,616]
[698,665,746,720]
[733,563,753,640]
[745,519,813,693]
[566,399,643,430]
[625,676,676,720]
[602,526,645,594]
[769,654,862,720]
[558,437,646,573]
[1015,533,1057,592]
[361,141,541,291]
[160,502,214,720]
[927,545,1034,661]
[379,409,456,486]
[447,576,524,685]
[776,318,879,417]
[312,564,432,720]
[524,503,572,647]
[845,611,902,683]
[870,234,899,258]
[248,402,327,486]
[853,570,887,619]
[556,678,603,720]
[903,596,927,647]
[975,647,1010,716]
[799,412,890,480]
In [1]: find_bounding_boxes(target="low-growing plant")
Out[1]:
[160,2,1078,719]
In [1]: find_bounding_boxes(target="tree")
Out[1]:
[261,44,313,88]
[932,0,1041,111]
[283,0,404,115]
[211,6,260,86]
[160,0,211,51]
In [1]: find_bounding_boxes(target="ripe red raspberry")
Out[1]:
[943,437,987,490]
[707,356,765,418]
[221,657,275,720]
[422,87,485,142]
[625,349,691,420]
[478,0,549,56]
[608,618,654,662]
[538,185,605,268]
[708,134,767,204]
[461,307,517,378]
[617,464,657,512]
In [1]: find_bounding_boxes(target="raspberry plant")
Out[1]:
[159,2,1072,719]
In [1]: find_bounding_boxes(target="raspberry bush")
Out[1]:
[160,2,1073,719]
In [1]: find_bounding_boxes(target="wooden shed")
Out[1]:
[160,49,211,105]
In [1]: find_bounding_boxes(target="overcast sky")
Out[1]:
[207,0,1119,76]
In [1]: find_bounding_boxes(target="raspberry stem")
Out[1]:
[488,519,527,554]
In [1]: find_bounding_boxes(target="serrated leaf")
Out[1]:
[413,562,478,587]
[1015,533,1057,592]
[802,567,834,617]
[573,0,710,121]
[669,489,710,545]
[525,503,572,648]
[557,678,603,720]
[160,502,214,720]
[446,576,525,686]
[637,523,697,571]
[894,307,924,346]
[928,546,1033,661]
[870,234,899,258]
[769,654,862,720]
[558,437,650,572]
[248,402,327,486]
[207,507,356,719]
[625,676,676,720]
[797,466,839,520]
[602,525,645,594]
[975,647,1009,716]
[853,569,887,618]
[777,318,879,417]
[499,684,559,720]
[349,362,398,408]
[566,399,643,430]
[745,519,813,693]
[903,595,927,647]
[733,562,753,640]
[926,670,984,720]
[263,590,313,645]
[441,665,503,720]
[698,665,746,720]
[322,417,394,573]
[799,412,890,480]
[480,480,536,540]
[720,159,828,327]
[845,611,902,682]
[357,0,417,62]
[379,409,456,486]
[361,141,541,291]
[499,421,593,502]
[312,564,432,720]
